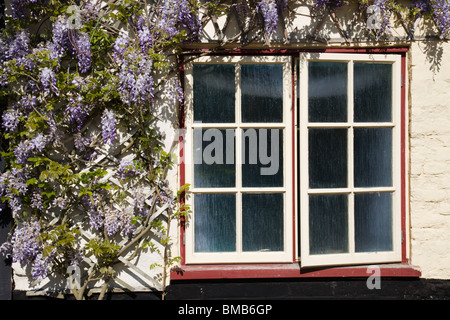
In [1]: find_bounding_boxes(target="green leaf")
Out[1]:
[26,178,38,185]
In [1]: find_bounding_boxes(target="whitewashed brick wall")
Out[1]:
[409,41,450,279]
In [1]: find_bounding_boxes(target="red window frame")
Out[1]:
[173,47,421,280]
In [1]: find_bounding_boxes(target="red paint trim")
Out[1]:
[170,263,421,280]
[178,55,187,266]
[400,52,408,264]
[181,47,409,57]
[177,47,412,277]
[291,54,297,261]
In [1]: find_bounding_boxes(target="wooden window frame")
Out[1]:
[172,48,420,280]
[183,55,293,264]
[298,52,402,267]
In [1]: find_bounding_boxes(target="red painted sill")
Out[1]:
[170,263,421,280]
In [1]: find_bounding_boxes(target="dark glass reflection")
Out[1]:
[309,194,348,254]
[194,129,235,188]
[241,64,283,123]
[354,128,392,187]
[355,192,393,252]
[354,63,392,122]
[193,64,235,123]
[194,193,236,252]
[242,129,283,187]
[309,129,347,188]
[242,193,284,252]
[308,62,347,122]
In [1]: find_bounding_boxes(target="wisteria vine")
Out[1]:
[0,0,448,300]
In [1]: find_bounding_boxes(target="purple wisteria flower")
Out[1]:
[7,30,30,59]
[52,16,69,57]
[104,206,135,236]
[14,140,33,164]
[112,33,129,62]
[81,0,101,22]
[101,109,116,145]
[2,109,22,131]
[0,220,41,265]
[30,133,48,153]
[63,97,90,132]
[164,77,184,103]
[10,0,48,21]
[73,132,91,152]
[72,31,92,73]
[16,95,37,112]
[117,159,142,181]
[117,52,155,106]
[40,67,59,95]
[6,30,33,70]
[89,209,104,230]
[31,249,55,280]
[177,0,202,36]
[157,0,179,37]
[432,0,450,38]
[30,189,44,210]
[7,168,29,196]
[257,0,279,35]
[411,0,432,17]
[52,197,67,210]
[14,134,48,164]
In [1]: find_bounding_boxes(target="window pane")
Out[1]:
[194,129,235,188]
[354,128,392,187]
[309,194,348,255]
[242,129,283,187]
[193,64,235,123]
[309,129,347,188]
[242,193,284,252]
[308,62,347,122]
[194,193,236,252]
[241,64,283,123]
[355,192,393,252]
[354,63,392,122]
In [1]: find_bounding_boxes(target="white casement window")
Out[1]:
[184,56,293,264]
[183,52,403,268]
[298,53,403,267]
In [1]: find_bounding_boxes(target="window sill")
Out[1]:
[170,263,421,280]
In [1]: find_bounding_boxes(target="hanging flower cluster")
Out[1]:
[0,0,195,291]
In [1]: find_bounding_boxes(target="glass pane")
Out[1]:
[194,129,235,188]
[354,63,392,122]
[194,193,236,252]
[309,194,348,255]
[354,128,392,187]
[355,192,393,252]
[242,193,284,252]
[308,62,347,122]
[242,129,283,187]
[241,64,283,123]
[193,64,235,123]
[309,129,347,188]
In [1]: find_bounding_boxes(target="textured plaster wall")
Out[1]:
[409,41,450,279]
